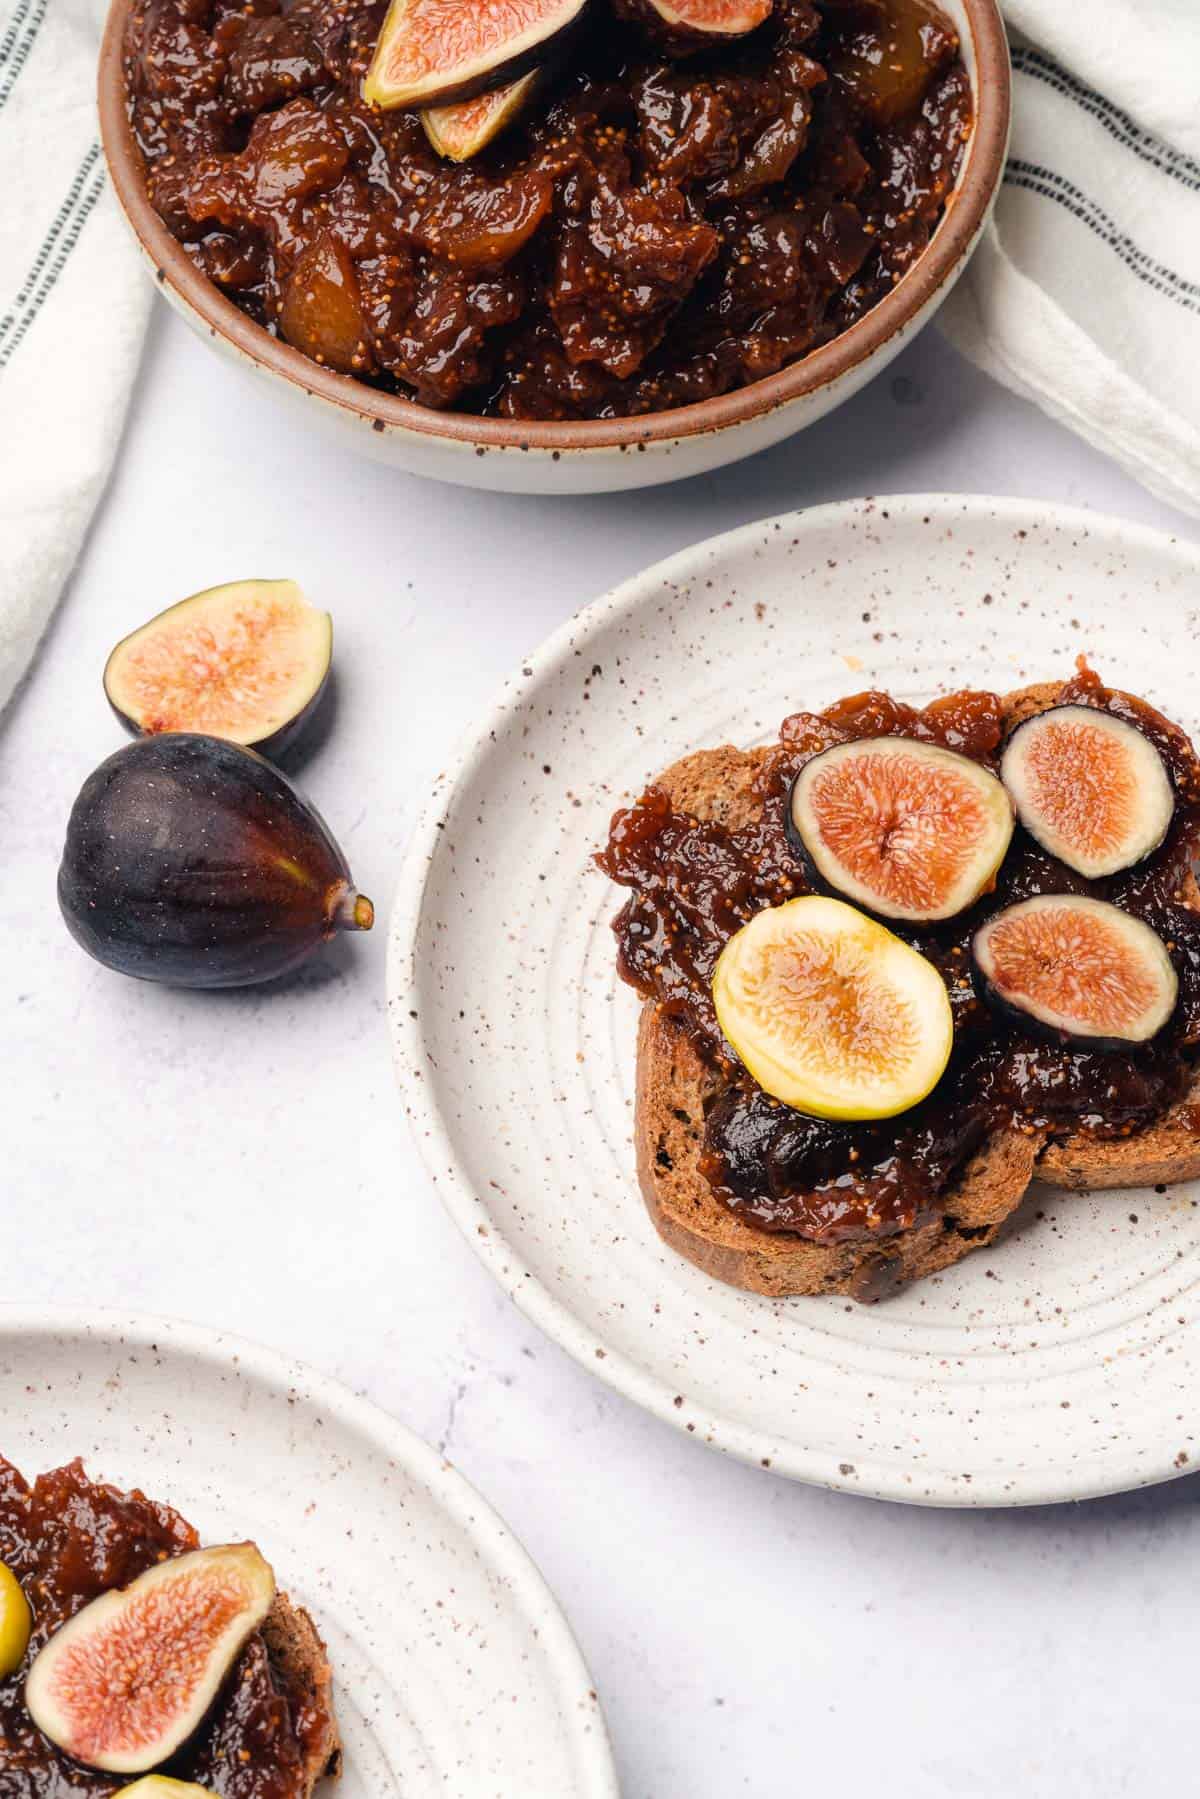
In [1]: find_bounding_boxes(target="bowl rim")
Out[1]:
[98,0,1011,456]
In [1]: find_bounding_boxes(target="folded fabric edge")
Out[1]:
[940,221,1200,521]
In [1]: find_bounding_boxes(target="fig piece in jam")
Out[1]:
[363,0,588,110]
[423,70,541,161]
[616,0,773,48]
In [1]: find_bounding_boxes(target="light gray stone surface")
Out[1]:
[3,308,1197,1798]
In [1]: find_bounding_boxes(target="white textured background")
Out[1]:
[4,307,1199,1797]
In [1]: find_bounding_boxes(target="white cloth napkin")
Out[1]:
[941,0,1200,518]
[0,0,151,715]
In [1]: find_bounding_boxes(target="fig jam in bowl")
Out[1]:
[99,0,1009,493]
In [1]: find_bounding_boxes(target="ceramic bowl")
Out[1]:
[98,1,1009,494]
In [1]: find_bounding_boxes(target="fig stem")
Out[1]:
[334,887,374,932]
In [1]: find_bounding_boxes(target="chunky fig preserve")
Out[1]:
[0,1459,326,1799]
[598,668,1200,1244]
[123,0,972,417]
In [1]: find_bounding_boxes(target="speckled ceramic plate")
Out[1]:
[0,1310,616,1798]
[391,495,1200,1507]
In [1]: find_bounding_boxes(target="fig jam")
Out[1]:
[598,672,1200,1244]
[123,0,972,417]
[0,1459,327,1799]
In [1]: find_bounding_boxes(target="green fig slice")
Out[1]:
[25,1544,275,1775]
[0,1560,31,1678]
[787,737,1014,924]
[116,1781,212,1798]
[363,0,586,111]
[713,895,953,1120]
[103,579,332,759]
[973,895,1178,1047]
[1001,705,1175,878]
[423,70,540,160]
[58,735,373,988]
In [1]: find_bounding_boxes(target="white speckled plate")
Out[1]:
[391,495,1200,1507]
[0,1310,616,1798]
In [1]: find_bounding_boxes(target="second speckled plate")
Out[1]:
[0,1311,616,1798]
[391,495,1200,1507]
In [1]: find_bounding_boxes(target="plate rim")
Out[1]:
[389,493,1200,1509]
[0,1303,619,1799]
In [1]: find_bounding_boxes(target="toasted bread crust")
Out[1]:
[628,678,1200,1296]
[263,1593,343,1792]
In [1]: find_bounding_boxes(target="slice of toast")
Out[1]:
[630,679,1200,1296]
[263,1594,343,1791]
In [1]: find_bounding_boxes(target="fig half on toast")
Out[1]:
[1001,704,1174,877]
[115,1778,213,1797]
[25,1545,275,1774]
[973,894,1178,1047]
[787,736,1013,922]
[713,894,953,1119]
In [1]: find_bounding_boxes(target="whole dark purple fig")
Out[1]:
[58,734,372,988]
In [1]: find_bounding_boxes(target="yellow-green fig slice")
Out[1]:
[364,0,586,112]
[25,1544,275,1775]
[115,1782,212,1798]
[788,736,1014,924]
[0,1561,31,1678]
[973,895,1178,1047]
[423,70,540,160]
[713,895,953,1120]
[103,579,332,759]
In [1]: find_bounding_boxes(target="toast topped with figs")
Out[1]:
[0,1456,340,1797]
[598,665,1200,1300]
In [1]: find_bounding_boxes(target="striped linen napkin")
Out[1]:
[942,0,1200,518]
[0,0,150,715]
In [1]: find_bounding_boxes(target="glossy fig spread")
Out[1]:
[123,0,971,418]
[599,669,1200,1244]
[0,1458,323,1799]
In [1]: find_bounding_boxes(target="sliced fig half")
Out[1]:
[1001,705,1175,878]
[624,0,773,38]
[423,70,540,160]
[973,895,1178,1047]
[713,895,953,1120]
[104,579,332,759]
[25,1544,275,1775]
[363,0,586,112]
[787,737,1014,924]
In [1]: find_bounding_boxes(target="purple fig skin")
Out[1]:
[58,735,372,989]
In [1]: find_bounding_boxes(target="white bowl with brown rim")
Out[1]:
[98,0,1010,495]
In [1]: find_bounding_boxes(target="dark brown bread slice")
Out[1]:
[263,1593,343,1791]
[636,1002,1044,1298]
[630,678,1200,1295]
[1038,1064,1200,1188]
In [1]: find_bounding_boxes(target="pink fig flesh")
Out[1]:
[25,1544,275,1774]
